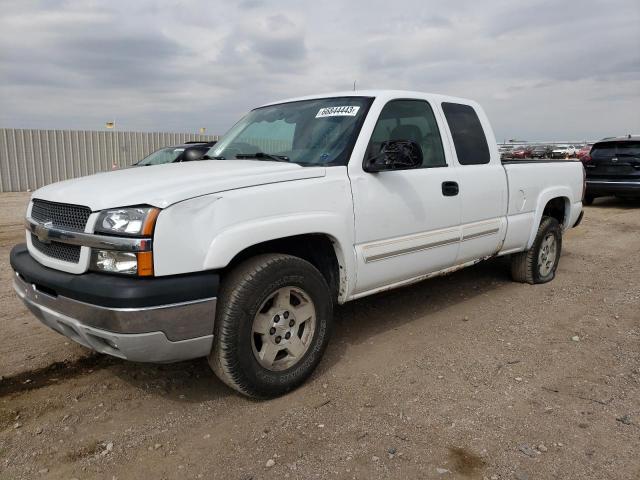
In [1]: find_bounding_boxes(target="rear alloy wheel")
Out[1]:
[510,216,562,284]
[537,232,558,278]
[209,254,332,398]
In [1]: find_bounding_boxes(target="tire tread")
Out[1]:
[510,216,561,285]
[209,254,331,398]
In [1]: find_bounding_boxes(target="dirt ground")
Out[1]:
[0,192,638,480]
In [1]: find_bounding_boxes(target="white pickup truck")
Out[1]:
[11,90,585,398]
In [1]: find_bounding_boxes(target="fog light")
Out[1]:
[91,250,138,275]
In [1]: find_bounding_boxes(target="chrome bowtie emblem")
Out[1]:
[36,221,53,244]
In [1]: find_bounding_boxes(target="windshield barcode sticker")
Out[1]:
[316,106,360,118]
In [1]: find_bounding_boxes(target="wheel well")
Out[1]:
[225,234,341,301]
[542,197,568,226]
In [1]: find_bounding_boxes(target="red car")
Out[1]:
[511,145,534,159]
[577,144,593,163]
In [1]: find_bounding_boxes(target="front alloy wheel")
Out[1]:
[251,287,316,371]
[209,254,332,398]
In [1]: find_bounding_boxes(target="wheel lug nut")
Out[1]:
[285,332,291,340]
[269,327,276,335]
[283,311,289,319]
[275,336,282,344]
[289,320,295,327]
[274,315,280,323]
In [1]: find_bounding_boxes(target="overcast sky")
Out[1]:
[0,0,638,141]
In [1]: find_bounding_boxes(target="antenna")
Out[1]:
[353,80,357,91]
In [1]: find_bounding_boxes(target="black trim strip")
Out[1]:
[502,159,580,165]
[10,244,218,309]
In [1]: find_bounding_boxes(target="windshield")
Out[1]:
[208,97,373,166]
[136,147,185,166]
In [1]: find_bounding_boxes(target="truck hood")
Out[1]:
[32,160,326,211]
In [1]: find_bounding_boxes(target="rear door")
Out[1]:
[440,102,508,265]
[587,140,640,181]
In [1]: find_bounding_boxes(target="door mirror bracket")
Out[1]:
[364,140,423,172]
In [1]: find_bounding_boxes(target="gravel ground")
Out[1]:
[0,192,638,480]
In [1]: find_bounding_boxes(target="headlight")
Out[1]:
[90,250,154,276]
[95,206,160,237]
[91,250,138,274]
[92,206,158,276]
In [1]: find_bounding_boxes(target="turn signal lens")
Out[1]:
[141,209,160,236]
[137,251,154,276]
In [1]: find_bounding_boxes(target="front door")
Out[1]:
[349,99,462,295]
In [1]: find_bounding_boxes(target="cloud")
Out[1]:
[0,0,638,141]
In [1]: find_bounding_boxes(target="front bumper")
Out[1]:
[10,244,219,363]
[586,179,640,197]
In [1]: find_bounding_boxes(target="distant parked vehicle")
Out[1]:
[511,145,534,159]
[134,141,217,166]
[576,144,593,162]
[530,145,553,159]
[583,135,640,204]
[551,145,572,158]
[499,145,515,160]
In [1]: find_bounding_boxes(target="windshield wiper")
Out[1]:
[235,152,290,162]
[201,154,226,160]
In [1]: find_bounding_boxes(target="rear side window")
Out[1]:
[442,103,490,165]
[590,142,616,160]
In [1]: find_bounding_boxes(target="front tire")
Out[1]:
[510,216,562,284]
[209,254,333,398]
[583,195,594,206]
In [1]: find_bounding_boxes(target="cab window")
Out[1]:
[367,100,447,168]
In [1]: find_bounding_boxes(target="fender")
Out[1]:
[526,186,571,249]
[152,170,357,301]
[203,212,356,302]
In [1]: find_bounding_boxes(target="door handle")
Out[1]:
[442,181,459,196]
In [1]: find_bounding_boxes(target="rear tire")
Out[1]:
[209,254,333,398]
[510,216,562,284]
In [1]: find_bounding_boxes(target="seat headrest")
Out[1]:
[389,125,422,143]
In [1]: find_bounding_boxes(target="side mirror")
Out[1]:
[182,149,204,162]
[364,140,423,172]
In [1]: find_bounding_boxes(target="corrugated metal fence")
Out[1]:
[0,129,219,192]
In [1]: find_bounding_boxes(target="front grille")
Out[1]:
[31,199,91,232]
[31,233,82,263]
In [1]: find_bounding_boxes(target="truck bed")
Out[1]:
[498,159,584,255]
